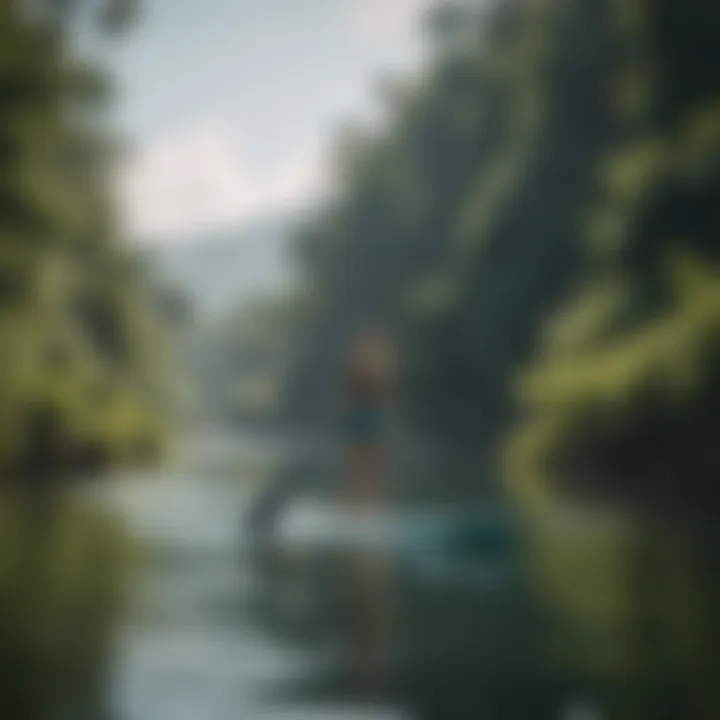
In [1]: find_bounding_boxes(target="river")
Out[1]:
[96,432,403,720]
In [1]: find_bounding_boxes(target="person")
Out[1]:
[342,325,397,698]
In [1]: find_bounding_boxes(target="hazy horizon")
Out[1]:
[113,0,435,245]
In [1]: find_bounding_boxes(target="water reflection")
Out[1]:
[104,435,404,720]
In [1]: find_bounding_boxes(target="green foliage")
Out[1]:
[0,0,167,485]
[510,125,720,514]
[0,4,164,716]
[282,0,550,437]
[266,0,720,712]
[503,3,720,716]
[281,0,631,489]
[0,493,132,719]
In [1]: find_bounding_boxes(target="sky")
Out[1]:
[111,0,434,243]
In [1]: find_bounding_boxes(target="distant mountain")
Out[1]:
[149,212,300,317]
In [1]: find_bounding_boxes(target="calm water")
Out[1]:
[99,432,403,720]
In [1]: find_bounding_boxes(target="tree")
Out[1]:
[0,4,165,718]
[507,2,720,716]
[0,0,166,489]
[508,0,720,530]
[403,0,626,478]
[281,0,525,439]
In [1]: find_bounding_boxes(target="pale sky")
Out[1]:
[111,0,435,243]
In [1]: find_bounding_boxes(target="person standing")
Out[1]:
[342,326,397,699]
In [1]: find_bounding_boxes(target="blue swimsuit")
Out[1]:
[346,405,388,444]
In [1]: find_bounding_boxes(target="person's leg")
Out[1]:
[349,443,393,699]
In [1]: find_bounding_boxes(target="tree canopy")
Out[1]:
[0,0,167,487]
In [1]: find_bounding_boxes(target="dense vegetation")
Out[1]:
[0,2,166,717]
[238,0,720,716]
[0,0,166,494]
[270,0,718,495]
[510,0,720,513]
[505,2,720,716]
[273,0,627,492]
